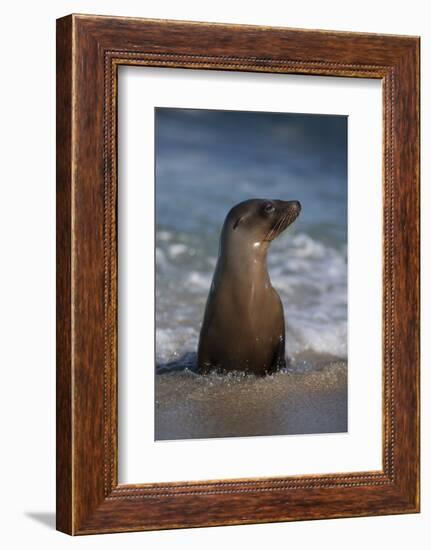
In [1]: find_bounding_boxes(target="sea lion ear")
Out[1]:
[232,216,243,230]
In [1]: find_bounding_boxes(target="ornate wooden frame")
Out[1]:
[56,14,420,535]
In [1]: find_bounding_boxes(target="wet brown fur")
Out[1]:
[197,198,301,375]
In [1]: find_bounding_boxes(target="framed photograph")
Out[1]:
[56,14,420,535]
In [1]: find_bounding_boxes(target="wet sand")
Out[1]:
[155,362,347,440]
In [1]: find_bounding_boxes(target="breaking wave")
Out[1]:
[156,229,347,369]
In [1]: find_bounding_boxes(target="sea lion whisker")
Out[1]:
[265,213,286,242]
[267,216,283,241]
[272,213,288,239]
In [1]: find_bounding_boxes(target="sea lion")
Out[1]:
[197,198,301,375]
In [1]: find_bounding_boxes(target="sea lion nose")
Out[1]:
[285,200,301,212]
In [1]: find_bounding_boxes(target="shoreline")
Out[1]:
[155,362,347,441]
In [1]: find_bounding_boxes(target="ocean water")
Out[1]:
[154,108,347,439]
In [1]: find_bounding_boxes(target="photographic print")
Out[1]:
[56,16,420,533]
[155,107,348,441]
[56,14,420,535]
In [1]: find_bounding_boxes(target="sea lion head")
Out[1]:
[222,198,301,251]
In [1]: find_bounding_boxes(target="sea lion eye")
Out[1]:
[263,202,275,214]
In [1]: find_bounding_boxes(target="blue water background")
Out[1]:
[155,108,348,367]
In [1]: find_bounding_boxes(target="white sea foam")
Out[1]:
[156,230,347,365]
[186,271,212,291]
[167,243,188,258]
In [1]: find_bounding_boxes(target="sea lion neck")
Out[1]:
[218,238,271,282]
